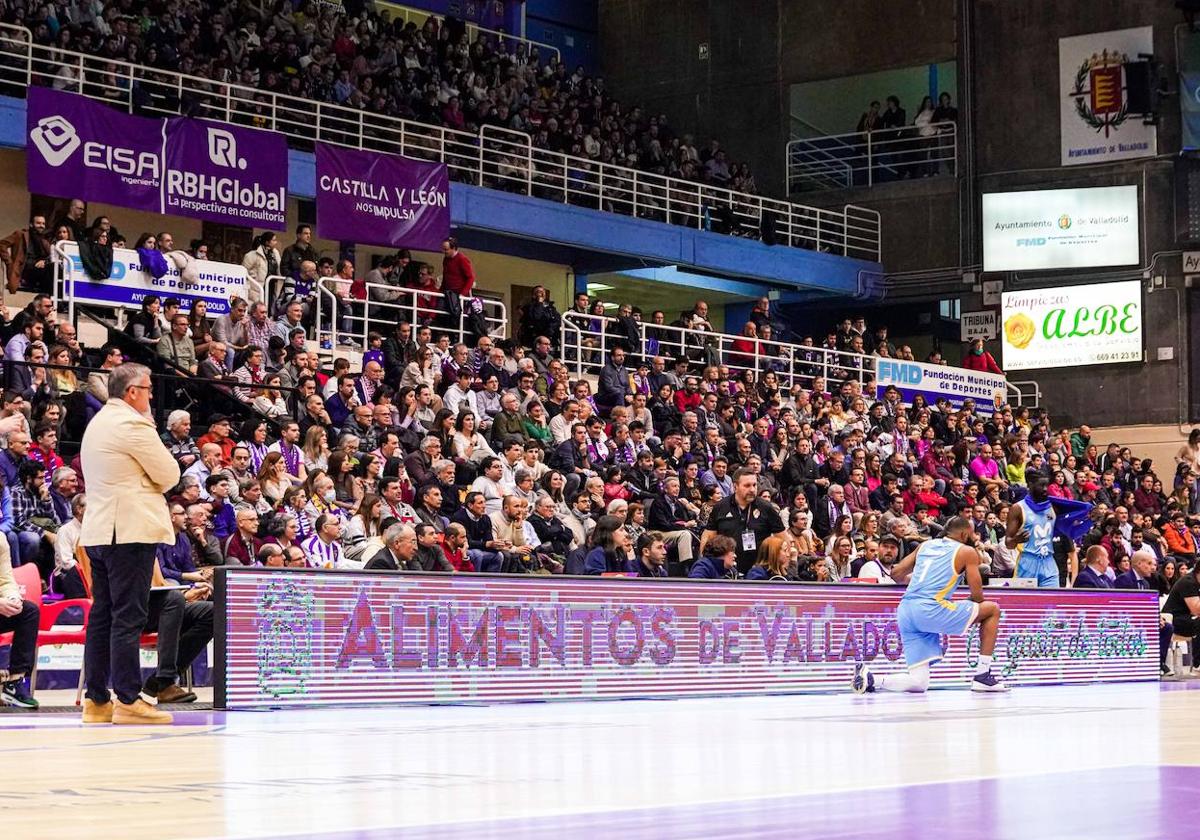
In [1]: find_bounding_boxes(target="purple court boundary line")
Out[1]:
[240,765,1200,840]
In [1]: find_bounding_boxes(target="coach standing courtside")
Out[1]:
[80,363,180,725]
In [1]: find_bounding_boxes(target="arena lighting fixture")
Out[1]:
[586,282,614,292]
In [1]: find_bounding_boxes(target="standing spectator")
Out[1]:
[962,339,1003,375]
[932,92,959,174]
[0,214,51,294]
[440,236,476,317]
[79,363,180,725]
[242,232,281,305]
[279,224,317,281]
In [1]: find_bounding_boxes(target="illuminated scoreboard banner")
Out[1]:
[215,570,1159,710]
[982,185,1140,272]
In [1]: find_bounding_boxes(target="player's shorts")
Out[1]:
[897,597,979,668]
[1015,553,1059,588]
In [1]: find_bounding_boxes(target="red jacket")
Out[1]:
[674,389,702,414]
[963,351,1003,375]
[442,251,476,296]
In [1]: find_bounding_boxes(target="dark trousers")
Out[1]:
[0,600,38,677]
[83,543,157,705]
[143,591,214,694]
[1160,623,1175,667]
[53,566,88,599]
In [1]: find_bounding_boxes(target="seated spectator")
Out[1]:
[1165,512,1197,562]
[0,538,39,708]
[366,523,419,571]
[223,505,262,566]
[688,534,738,579]
[1073,546,1113,588]
[414,523,455,572]
[584,514,632,575]
[441,523,474,572]
[303,513,345,569]
[161,410,201,469]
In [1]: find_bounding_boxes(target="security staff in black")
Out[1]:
[701,467,785,576]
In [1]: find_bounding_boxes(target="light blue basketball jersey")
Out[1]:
[901,538,963,605]
[1018,497,1056,561]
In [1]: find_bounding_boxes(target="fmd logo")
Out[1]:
[879,361,922,384]
[1017,238,1047,247]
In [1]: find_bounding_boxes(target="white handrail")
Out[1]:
[787,122,957,194]
[0,23,881,262]
[560,309,1040,407]
[313,277,507,352]
[559,310,873,391]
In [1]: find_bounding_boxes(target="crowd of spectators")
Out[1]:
[2,198,1198,710]
[12,2,757,196]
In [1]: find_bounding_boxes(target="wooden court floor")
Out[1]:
[4,682,1198,839]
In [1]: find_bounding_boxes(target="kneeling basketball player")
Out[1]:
[853,516,1008,694]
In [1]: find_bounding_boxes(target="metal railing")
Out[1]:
[1006,380,1041,409]
[0,24,881,262]
[376,1,561,62]
[313,277,507,351]
[561,311,1038,408]
[560,310,873,392]
[52,241,253,325]
[786,122,957,193]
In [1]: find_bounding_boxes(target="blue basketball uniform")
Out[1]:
[897,537,978,668]
[1015,497,1057,588]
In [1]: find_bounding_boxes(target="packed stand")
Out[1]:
[9,3,759,203]
[0,208,1193,710]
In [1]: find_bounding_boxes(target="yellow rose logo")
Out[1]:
[1005,313,1035,349]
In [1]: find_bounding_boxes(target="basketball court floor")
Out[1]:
[5,681,1198,839]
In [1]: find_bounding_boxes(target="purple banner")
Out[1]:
[161,115,287,228]
[315,143,450,250]
[27,87,161,210]
[26,88,287,229]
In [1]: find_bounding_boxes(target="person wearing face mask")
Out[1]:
[962,338,1003,375]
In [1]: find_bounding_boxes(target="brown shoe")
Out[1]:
[112,699,173,725]
[156,684,197,704]
[81,698,114,724]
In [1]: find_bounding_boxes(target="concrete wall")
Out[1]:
[598,0,957,195]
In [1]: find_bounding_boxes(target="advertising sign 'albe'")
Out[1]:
[26,88,287,229]
[1001,280,1143,371]
[315,143,450,251]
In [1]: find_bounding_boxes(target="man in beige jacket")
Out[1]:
[79,363,181,725]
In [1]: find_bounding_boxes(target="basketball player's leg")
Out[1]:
[969,600,1007,691]
[854,600,944,694]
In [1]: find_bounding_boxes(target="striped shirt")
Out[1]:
[302,534,342,568]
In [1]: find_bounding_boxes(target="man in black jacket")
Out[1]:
[365,523,419,571]
[414,524,455,571]
[647,475,697,569]
[381,321,416,385]
[552,423,592,495]
[451,491,504,572]
[782,437,824,509]
[596,347,631,415]
[528,494,574,556]
[280,224,318,279]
